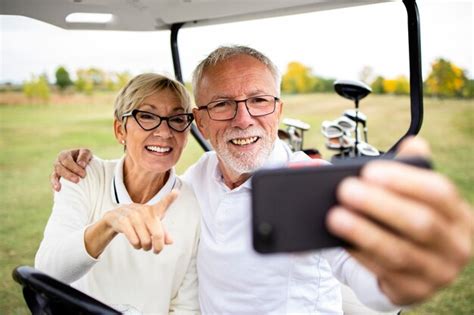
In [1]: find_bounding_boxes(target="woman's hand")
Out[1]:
[84,190,179,258]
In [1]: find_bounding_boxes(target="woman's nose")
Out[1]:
[153,121,172,138]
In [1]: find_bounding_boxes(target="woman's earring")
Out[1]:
[121,140,126,145]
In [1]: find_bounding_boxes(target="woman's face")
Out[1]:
[115,88,190,175]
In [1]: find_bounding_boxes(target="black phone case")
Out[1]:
[251,156,432,254]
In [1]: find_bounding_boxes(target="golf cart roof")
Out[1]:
[1,0,392,31]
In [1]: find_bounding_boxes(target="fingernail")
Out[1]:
[339,178,366,204]
[362,162,391,185]
[328,208,354,233]
[72,177,79,183]
[79,161,86,168]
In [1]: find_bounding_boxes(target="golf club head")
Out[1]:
[283,118,310,131]
[334,116,356,133]
[357,142,380,156]
[321,121,344,138]
[325,134,354,150]
[334,79,372,102]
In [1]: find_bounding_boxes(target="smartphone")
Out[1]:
[251,156,432,254]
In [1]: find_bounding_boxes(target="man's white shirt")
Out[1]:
[182,139,397,314]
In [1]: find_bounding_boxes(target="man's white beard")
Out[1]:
[215,127,274,175]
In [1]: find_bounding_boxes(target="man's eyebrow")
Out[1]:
[210,90,269,101]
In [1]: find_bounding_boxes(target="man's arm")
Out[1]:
[327,136,473,305]
[50,148,93,191]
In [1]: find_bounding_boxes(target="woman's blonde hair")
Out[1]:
[114,73,192,120]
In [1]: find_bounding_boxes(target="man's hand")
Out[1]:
[51,148,93,191]
[327,136,473,305]
[85,190,179,258]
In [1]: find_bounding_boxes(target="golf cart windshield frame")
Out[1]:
[170,0,423,153]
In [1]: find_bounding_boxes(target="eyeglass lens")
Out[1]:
[207,95,276,120]
[134,111,192,132]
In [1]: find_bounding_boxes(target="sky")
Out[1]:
[0,0,472,84]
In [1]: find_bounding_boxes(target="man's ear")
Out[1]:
[114,118,126,144]
[276,100,284,123]
[193,108,209,139]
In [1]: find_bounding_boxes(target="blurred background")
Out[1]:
[1,0,473,313]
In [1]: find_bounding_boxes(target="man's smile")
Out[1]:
[230,136,259,146]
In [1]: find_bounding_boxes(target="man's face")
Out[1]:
[193,54,283,177]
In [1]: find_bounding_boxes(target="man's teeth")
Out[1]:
[146,145,171,153]
[231,137,258,146]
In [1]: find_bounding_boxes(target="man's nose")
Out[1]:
[231,101,254,129]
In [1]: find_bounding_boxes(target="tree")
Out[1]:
[23,74,51,103]
[371,76,385,94]
[462,79,474,98]
[75,69,95,95]
[115,71,132,91]
[393,75,410,95]
[74,67,109,94]
[281,62,316,94]
[55,66,73,91]
[425,58,468,98]
[313,77,334,92]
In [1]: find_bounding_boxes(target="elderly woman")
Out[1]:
[35,73,200,314]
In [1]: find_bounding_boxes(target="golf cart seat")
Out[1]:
[12,265,121,315]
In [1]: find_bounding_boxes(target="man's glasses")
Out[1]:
[197,95,279,121]
[122,109,194,132]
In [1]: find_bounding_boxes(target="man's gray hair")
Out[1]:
[192,45,281,98]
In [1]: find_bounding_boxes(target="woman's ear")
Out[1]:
[114,118,126,144]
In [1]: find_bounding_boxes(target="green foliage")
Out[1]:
[281,62,334,94]
[425,58,468,98]
[393,75,410,95]
[115,71,132,91]
[75,77,94,95]
[74,68,132,94]
[371,76,385,94]
[22,75,51,103]
[313,77,335,93]
[55,66,73,91]
[74,68,106,94]
[462,79,474,98]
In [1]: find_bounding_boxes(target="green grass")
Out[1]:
[0,93,472,314]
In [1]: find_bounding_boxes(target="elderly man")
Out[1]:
[51,45,472,314]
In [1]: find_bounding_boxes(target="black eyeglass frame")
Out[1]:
[122,109,194,132]
[197,94,280,121]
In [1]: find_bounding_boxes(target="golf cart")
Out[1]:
[2,0,424,313]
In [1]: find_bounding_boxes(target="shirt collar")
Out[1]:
[111,155,178,205]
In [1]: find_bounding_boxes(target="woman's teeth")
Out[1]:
[231,136,258,146]
[146,145,171,153]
